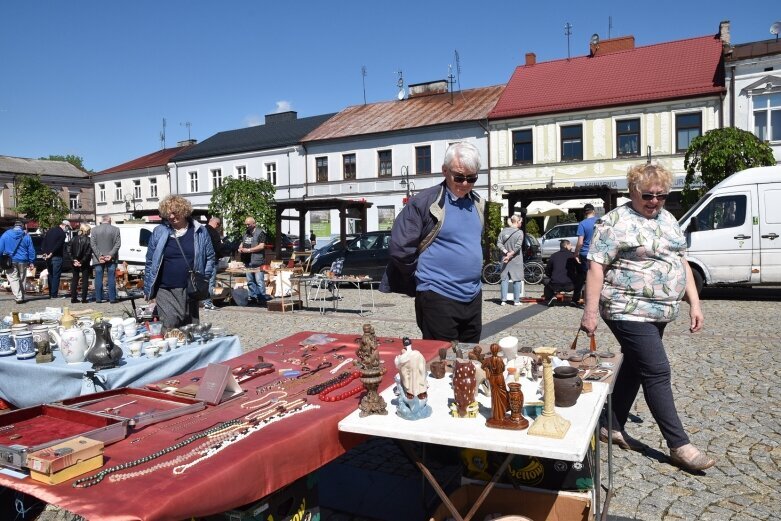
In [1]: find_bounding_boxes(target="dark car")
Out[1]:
[309,231,391,280]
[29,233,74,273]
[523,234,542,262]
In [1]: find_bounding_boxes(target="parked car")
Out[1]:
[523,234,542,262]
[290,235,313,250]
[309,231,390,280]
[538,223,579,259]
[115,223,157,275]
[29,233,73,273]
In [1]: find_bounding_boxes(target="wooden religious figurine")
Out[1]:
[355,323,387,417]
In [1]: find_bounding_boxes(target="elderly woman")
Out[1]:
[144,195,215,329]
[70,224,92,303]
[496,214,524,305]
[580,163,715,472]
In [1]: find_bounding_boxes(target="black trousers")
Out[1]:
[572,255,589,301]
[543,281,574,301]
[414,289,482,343]
[70,266,90,302]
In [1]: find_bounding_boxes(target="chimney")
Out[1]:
[407,80,449,98]
[525,53,536,66]
[719,20,731,46]
[177,139,197,147]
[265,111,298,125]
[590,36,635,57]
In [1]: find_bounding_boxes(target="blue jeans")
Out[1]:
[47,256,63,298]
[245,269,267,300]
[94,261,117,302]
[604,319,689,449]
[500,278,523,302]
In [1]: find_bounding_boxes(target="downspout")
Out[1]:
[729,65,736,128]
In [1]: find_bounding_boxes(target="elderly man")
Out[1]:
[41,220,69,298]
[203,216,222,311]
[381,142,487,343]
[91,215,121,303]
[543,240,578,305]
[238,216,270,305]
[0,220,36,303]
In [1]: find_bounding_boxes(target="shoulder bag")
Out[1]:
[1,235,25,271]
[172,231,210,301]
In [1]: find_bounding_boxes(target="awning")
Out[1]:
[524,201,568,217]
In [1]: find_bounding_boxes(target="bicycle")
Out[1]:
[481,258,546,285]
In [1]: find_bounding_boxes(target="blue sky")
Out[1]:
[0,1,776,172]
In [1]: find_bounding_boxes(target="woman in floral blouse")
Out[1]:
[580,163,715,472]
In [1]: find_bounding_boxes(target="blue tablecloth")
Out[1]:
[0,336,243,408]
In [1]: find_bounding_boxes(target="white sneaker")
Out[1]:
[500,301,506,306]
[513,301,522,306]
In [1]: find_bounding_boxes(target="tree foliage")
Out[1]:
[683,128,775,206]
[525,218,541,237]
[14,175,69,229]
[39,154,87,171]
[208,177,276,240]
[482,201,504,263]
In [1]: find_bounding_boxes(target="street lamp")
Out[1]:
[399,165,414,199]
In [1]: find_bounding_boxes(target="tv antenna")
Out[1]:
[396,70,404,100]
[771,21,781,40]
[159,118,166,149]
[361,65,367,104]
[564,22,573,60]
[180,121,192,140]
[454,49,462,91]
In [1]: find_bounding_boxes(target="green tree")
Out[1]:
[39,154,88,171]
[683,127,775,207]
[208,177,276,240]
[525,218,540,237]
[482,201,503,263]
[14,175,69,229]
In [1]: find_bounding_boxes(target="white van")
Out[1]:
[115,223,158,275]
[679,165,781,293]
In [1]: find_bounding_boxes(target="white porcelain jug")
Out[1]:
[51,326,96,364]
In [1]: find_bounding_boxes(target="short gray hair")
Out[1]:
[101,215,112,223]
[443,142,481,173]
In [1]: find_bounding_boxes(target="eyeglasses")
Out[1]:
[640,192,668,201]
[452,174,479,184]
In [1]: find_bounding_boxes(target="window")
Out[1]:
[343,154,356,180]
[149,177,158,198]
[210,169,223,189]
[696,195,747,231]
[98,183,106,203]
[69,193,79,211]
[676,112,701,152]
[189,171,199,193]
[512,130,533,164]
[316,157,328,183]
[236,165,247,180]
[265,163,277,185]
[114,182,122,202]
[616,118,640,156]
[560,124,583,161]
[415,146,431,174]
[754,93,781,142]
[378,150,392,177]
[133,179,142,199]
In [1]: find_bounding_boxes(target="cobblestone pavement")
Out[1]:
[2,283,780,520]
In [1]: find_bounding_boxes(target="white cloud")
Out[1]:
[244,114,262,127]
[273,100,292,113]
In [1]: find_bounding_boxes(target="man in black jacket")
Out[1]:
[203,217,222,311]
[42,220,69,298]
[543,240,578,306]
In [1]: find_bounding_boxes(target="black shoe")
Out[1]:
[15,299,24,304]
[571,303,585,309]
[71,299,79,303]
[109,300,119,304]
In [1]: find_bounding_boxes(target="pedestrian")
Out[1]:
[0,220,36,304]
[144,195,215,329]
[69,224,92,303]
[309,230,316,246]
[238,217,271,305]
[41,220,69,298]
[580,163,715,471]
[381,141,487,343]
[543,239,578,304]
[572,203,597,307]
[496,214,525,306]
[90,215,121,303]
[203,216,222,311]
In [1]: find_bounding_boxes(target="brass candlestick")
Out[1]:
[528,347,570,439]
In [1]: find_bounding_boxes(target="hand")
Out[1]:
[580,310,599,337]
[689,303,704,333]
[574,256,581,264]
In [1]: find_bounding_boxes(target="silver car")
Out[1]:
[538,223,579,260]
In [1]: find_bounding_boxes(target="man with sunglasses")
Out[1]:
[381,142,487,343]
[572,203,597,307]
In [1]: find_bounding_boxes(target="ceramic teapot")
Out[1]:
[85,321,123,370]
[51,326,96,364]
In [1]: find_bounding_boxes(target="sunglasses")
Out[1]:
[452,174,479,184]
[640,192,668,201]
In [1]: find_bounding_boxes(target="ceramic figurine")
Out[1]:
[451,359,478,418]
[394,337,431,420]
[356,324,387,417]
[468,346,488,395]
[482,344,512,428]
[429,348,447,379]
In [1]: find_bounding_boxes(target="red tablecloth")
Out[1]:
[0,331,448,521]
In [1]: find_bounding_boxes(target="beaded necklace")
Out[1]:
[318,371,364,402]
[239,390,287,410]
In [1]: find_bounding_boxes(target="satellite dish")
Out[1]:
[590,33,600,46]
[397,90,405,101]
[771,21,781,36]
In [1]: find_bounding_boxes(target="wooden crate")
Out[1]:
[267,300,302,312]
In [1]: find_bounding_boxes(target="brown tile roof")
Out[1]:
[96,145,194,175]
[490,35,725,120]
[302,85,505,142]
[728,38,781,61]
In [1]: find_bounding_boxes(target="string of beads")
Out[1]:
[318,371,364,402]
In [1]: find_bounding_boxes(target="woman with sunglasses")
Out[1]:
[579,163,715,472]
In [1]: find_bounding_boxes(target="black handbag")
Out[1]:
[1,235,25,271]
[172,231,211,301]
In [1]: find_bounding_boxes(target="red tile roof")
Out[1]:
[96,145,194,175]
[489,35,725,120]
[302,85,505,142]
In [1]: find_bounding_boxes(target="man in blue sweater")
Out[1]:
[0,220,36,303]
[572,203,597,308]
[381,142,487,343]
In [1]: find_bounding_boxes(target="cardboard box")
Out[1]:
[430,484,592,521]
[29,454,103,485]
[217,474,318,521]
[26,436,104,475]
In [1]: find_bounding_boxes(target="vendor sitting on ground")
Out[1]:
[543,240,578,305]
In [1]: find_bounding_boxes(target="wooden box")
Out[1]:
[267,300,302,312]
